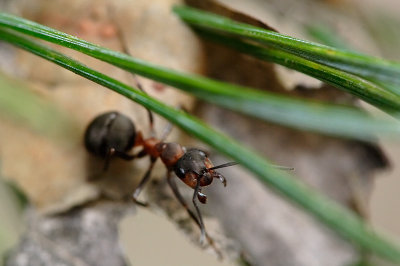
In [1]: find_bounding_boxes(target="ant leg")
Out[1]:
[103,148,116,172]
[167,171,201,227]
[193,181,206,244]
[160,122,173,141]
[167,172,222,257]
[159,105,186,141]
[131,75,155,135]
[87,147,115,181]
[92,149,148,181]
[132,157,157,207]
[134,148,148,159]
[115,27,155,135]
[115,148,149,161]
[197,189,207,204]
[115,151,136,161]
[216,174,227,187]
[167,173,206,241]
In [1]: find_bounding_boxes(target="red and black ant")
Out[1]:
[84,108,237,249]
[83,24,236,249]
[84,26,292,253]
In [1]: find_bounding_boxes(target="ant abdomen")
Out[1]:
[84,111,136,158]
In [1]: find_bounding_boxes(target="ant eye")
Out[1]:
[198,150,206,157]
[173,166,186,179]
[179,168,185,175]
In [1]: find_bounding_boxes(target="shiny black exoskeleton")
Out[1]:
[174,149,207,178]
[84,111,136,159]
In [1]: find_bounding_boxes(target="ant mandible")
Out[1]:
[84,107,237,247]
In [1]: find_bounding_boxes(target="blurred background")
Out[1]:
[1,0,400,265]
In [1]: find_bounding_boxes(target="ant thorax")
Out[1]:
[156,142,185,167]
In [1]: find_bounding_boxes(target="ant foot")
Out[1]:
[199,230,206,246]
[218,174,227,187]
[132,197,149,207]
[197,192,207,204]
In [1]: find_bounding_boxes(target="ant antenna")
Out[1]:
[207,162,293,171]
[159,105,188,141]
[160,122,173,141]
[207,162,238,171]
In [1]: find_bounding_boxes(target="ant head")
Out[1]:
[84,111,136,158]
[173,149,226,189]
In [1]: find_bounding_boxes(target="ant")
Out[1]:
[84,108,237,249]
[83,25,235,250]
[84,26,292,253]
